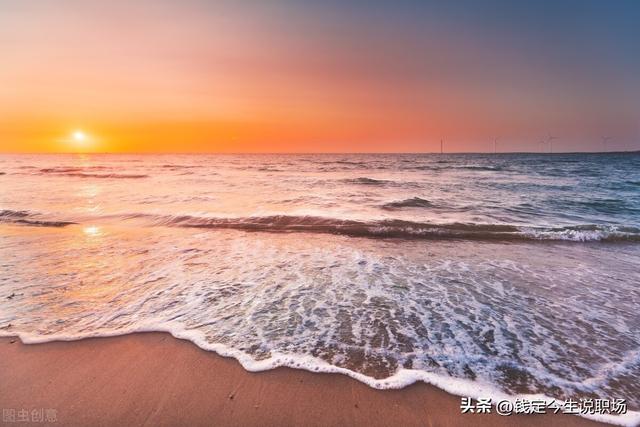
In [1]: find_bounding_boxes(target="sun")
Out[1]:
[63,129,99,152]
[73,130,86,142]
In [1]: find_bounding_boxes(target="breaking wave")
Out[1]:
[3,209,639,242]
[151,215,640,242]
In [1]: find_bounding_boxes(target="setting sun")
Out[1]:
[66,129,99,152]
[73,130,86,142]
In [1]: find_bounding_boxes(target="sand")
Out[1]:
[0,332,604,427]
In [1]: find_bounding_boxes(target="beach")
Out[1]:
[0,333,604,427]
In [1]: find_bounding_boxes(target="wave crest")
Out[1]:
[3,209,639,241]
[140,214,640,242]
[0,209,75,227]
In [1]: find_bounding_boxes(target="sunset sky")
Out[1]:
[1,0,639,153]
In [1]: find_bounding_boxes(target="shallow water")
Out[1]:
[1,153,639,423]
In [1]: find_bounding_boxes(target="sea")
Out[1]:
[1,153,639,425]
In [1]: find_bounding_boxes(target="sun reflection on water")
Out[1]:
[83,225,102,237]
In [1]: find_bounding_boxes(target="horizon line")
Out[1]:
[1,150,639,155]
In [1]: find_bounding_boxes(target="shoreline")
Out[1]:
[0,332,606,426]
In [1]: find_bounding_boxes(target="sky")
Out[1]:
[1,0,639,153]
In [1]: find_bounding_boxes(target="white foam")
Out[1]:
[2,218,640,426]
[5,324,639,427]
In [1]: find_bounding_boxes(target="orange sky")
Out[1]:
[1,1,638,153]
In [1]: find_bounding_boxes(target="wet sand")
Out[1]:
[0,332,603,427]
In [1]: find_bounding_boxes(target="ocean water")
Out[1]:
[1,153,639,424]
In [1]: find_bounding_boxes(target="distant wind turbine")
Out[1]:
[538,139,547,153]
[493,138,499,154]
[440,139,444,154]
[601,136,612,152]
[539,134,558,153]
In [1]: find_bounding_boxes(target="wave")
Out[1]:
[0,209,75,227]
[456,165,506,171]
[157,216,638,242]
[93,213,640,242]
[39,172,149,179]
[411,164,506,172]
[133,213,637,242]
[61,173,149,179]
[341,177,390,186]
[37,168,148,179]
[143,214,529,240]
[381,197,435,210]
[315,160,366,166]
[257,167,285,172]
[338,177,420,188]
[3,209,639,241]
[159,164,199,169]
[39,167,110,173]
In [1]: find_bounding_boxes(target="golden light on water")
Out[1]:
[83,226,101,237]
